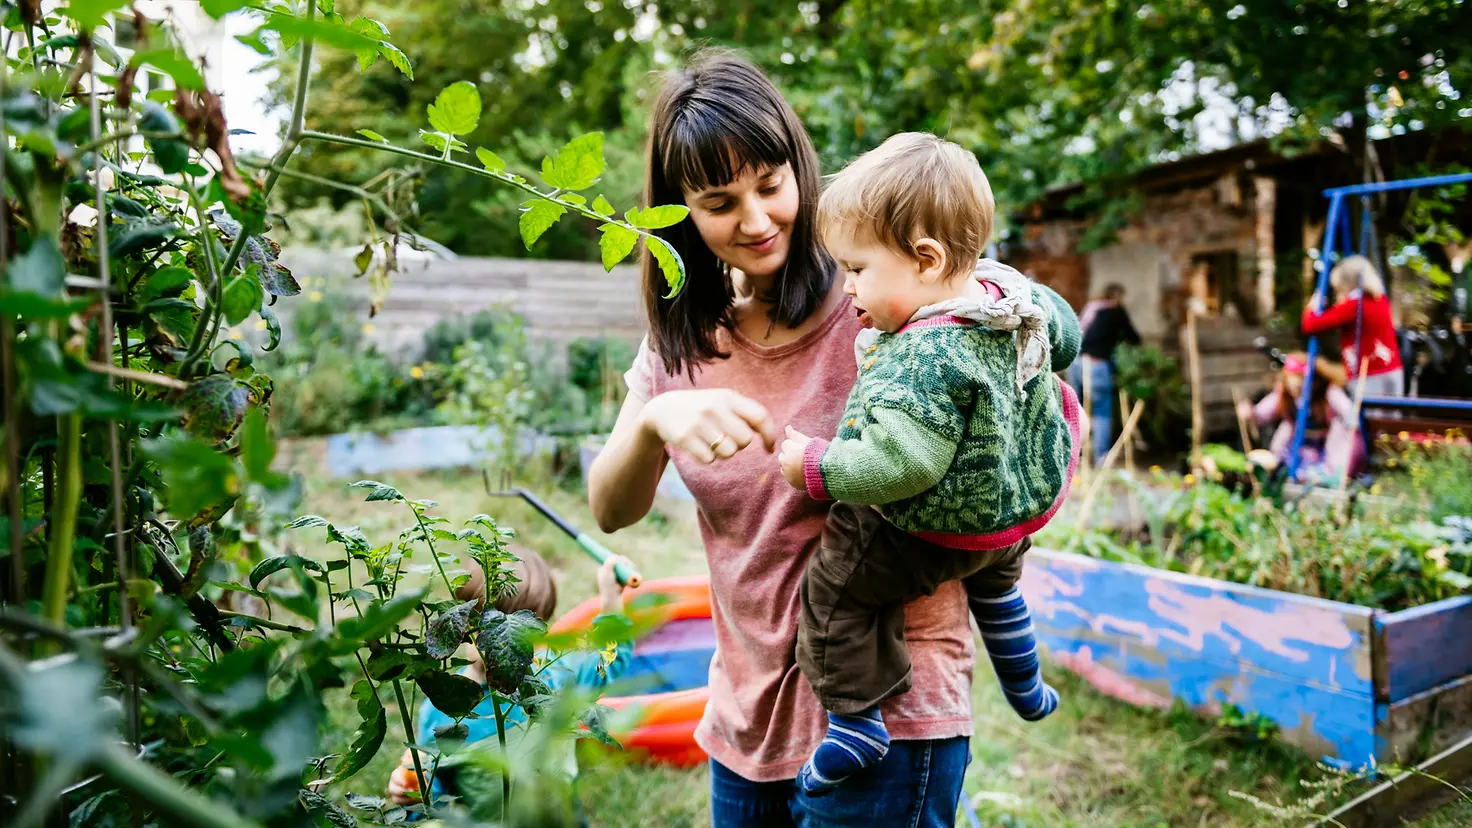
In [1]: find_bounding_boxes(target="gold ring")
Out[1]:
[710,434,727,452]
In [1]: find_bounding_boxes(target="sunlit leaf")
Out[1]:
[221,266,265,326]
[519,199,566,249]
[598,223,638,272]
[645,236,686,298]
[541,132,604,191]
[592,195,615,217]
[62,0,129,30]
[476,147,506,173]
[357,129,388,143]
[426,81,481,136]
[135,48,206,91]
[625,205,690,230]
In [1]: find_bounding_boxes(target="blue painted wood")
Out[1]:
[323,425,557,477]
[1378,596,1472,702]
[1037,627,1379,765]
[1022,548,1379,765]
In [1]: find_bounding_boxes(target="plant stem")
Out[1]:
[408,505,457,596]
[218,1,317,280]
[391,678,434,811]
[238,157,407,232]
[178,180,227,378]
[298,130,661,243]
[493,696,510,823]
[215,610,308,634]
[39,415,82,644]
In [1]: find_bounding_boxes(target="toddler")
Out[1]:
[777,132,1082,794]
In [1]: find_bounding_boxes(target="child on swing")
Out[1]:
[776,132,1083,794]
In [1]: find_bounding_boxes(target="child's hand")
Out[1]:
[779,426,811,491]
[597,555,633,615]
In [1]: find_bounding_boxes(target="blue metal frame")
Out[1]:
[1285,171,1472,480]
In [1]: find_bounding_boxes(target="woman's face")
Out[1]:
[682,162,799,279]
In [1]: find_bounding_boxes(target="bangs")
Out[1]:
[661,98,793,194]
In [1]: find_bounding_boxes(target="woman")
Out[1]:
[1069,282,1139,463]
[1301,255,1404,398]
[1237,355,1364,484]
[588,51,976,826]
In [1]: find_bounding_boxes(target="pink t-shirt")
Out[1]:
[623,293,975,782]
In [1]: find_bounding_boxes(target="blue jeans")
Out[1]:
[709,737,971,828]
[1068,357,1113,464]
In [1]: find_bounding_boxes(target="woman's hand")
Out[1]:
[639,389,779,464]
[596,555,634,615]
[778,426,811,490]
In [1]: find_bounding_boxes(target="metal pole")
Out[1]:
[1288,192,1344,480]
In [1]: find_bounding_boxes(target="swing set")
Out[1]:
[1286,171,1472,481]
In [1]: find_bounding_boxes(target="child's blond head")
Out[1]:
[818,132,994,281]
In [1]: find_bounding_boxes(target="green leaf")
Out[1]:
[137,266,194,305]
[8,236,65,298]
[135,48,206,91]
[179,374,250,443]
[239,407,275,481]
[353,243,374,276]
[260,304,283,351]
[221,267,264,326]
[519,199,567,249]
[592,195,615,217]
[332,591,423,653]
[645,236,687,298]
[475,609,547,694]
[200,0,250,18]
[63,0,129,29]
[350,17,388,70]
[418,130,465,155]
[475,147,506,173]
[356,129,387,143]
[416,671,485,719]
[0,294,92,319]
[378,43,413,79]
[625,204,690,230]
[106,194,150,219]
[288,515,328,529]
[141,433,238,520]
[426,600,478,660]
[109,218,181,258]
[262,13,382,52]
[235,29,272,55]
[139,102,190,174]
[598,224,639,272]
[299,790,357,828]
[433,722,470,756]
[349,480,402,502]
[248,554,322,590]
[426,81,481,136]
[578,703,621,748]
[330,681,387,784]
[541,132,604,191]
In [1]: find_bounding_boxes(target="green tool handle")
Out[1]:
[574,534,642,588]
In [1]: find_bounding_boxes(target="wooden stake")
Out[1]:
[1074,400,1145,535]
[1230,385,1254,453]
[1080,359,1094,473]
[1185,310,1204,469]
[1118,390,1135,473]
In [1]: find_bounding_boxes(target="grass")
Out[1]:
[292,467,1424,827]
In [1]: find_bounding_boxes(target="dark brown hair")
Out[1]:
[642,49,835,377]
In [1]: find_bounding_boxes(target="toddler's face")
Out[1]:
[826,225,925,333]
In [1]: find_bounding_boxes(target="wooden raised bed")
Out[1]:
[1022,548,1472,766]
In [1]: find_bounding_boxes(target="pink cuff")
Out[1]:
[802,438,832,501]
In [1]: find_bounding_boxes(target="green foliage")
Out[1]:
[1112,343,1192,451]
[1040,474,1472,611]
[0,7,643,826]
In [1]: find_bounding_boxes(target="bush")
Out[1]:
[1113,343,1192,451]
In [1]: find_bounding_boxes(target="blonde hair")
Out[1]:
[818,132,994,281]
[1329,255,1386,299]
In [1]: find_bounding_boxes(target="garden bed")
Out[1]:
[1021,547,1472,766]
